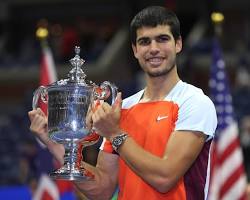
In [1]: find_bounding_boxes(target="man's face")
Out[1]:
[132,25,182,77]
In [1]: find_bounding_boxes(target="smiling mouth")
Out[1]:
[146,57,164,66]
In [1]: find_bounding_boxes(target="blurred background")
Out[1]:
[0,0,249,199]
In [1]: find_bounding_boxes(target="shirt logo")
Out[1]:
[156,115,168,122]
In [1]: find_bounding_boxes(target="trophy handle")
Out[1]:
[32,86,48,109]
[94,81,118,105]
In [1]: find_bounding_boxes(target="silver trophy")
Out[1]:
[32,46,117,180]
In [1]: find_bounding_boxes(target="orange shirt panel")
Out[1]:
[116,101,186,200]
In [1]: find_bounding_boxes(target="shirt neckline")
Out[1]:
[137,80,183,103]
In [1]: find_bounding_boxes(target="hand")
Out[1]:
[92,92,122,140]
[28,108,48,140]
[85,100,104,131]
[86,105,94,130]
[28,108,65,165]
[247,184,250,200]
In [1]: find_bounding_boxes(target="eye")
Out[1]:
[137,38,151,46]
[155,35,169,43]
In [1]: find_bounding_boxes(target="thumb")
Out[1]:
[28,110,35,121]
[113,92,122,111]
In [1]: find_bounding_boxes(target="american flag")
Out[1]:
[208,38,247,200]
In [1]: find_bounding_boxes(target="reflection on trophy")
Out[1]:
[32,46,117,180]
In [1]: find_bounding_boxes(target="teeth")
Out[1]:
[149,58,162,62]
[148,58,163,65]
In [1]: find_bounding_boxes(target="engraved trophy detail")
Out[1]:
[32,46,117,180]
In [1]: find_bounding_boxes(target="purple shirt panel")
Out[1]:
[184,140,212,200]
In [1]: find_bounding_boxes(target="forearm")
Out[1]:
[117,131,206,193]
[74,162,117,200]
[28,109,65,165]
[118,137,174,192]
[37,133,65,166]
[47,140,65,166]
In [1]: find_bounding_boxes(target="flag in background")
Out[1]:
[34,36,75,200]
[39,43,57,115]
[208,38,247,200]
[33,175,59,200]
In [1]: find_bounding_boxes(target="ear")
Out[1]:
[132,44,138,59]
[175,37,182,53]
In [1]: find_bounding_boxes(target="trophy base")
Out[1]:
[49,166,95,181]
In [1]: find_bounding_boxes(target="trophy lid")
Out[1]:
[68,46,87,84]
[51,46,94,88]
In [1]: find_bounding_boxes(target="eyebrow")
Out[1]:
[136,34,170,42]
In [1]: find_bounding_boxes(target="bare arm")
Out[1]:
[117,130,206,193]
[74,151,119,200]
[28,108,65,165]
[92,93,207,193]
[28,108,119,199]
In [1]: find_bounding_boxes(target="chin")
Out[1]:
[147,66,174,77]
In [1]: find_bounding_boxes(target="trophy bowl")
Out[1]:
[32,46,117,180]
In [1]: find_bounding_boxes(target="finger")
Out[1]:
[102,102,112,113]
[28,110,36,121]
[31,111,46,125]
[28,109,40,121]
[87,105,93,115]
[86,109,93,129]
[91,112,99,126]
[29,108,46,122]
[112,92,122,111]
[37,108,47,117]
[30,115,43,130]
[30,114,47,131]
[92,106,105,123]
[86,110,93,121]
[93,99,104,109]
[96,106,106,118]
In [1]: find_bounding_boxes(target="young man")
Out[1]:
[29,6,217,200]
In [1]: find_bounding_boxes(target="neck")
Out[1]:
[141,67,180,102]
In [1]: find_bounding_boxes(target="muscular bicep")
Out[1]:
[163,131,207,184]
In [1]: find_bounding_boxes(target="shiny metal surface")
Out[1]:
[47,85,93,143]
[32,46,117,180]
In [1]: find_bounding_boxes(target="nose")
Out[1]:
[149,40,160,54]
